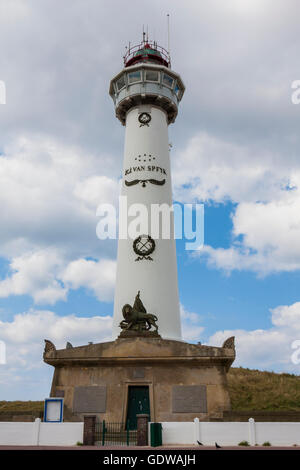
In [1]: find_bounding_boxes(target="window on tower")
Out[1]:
[128,70,142,84]
[116,75,126,91]
[174,82,183,100]
[162,73,174,89]
[145,70,160,82]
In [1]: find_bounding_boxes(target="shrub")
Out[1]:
[238,440,250,446]
[262,441,271,446]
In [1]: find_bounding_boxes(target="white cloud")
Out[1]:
[62,257,116,302]
[209,301,300,372]
[197,190,300,275]
[0,249,67,304]
[74,175,119,210]
[271,302,300,328]
[0,134,119,304]
[180,304,205,342]
[0,249,116,304]
[173,132,293,205]
[231,197,300,273]
[174,132,300,275]
[0,135,118,259]
[0,309,113,398]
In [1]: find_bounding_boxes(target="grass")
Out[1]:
[0,401,44,412]
[228,367,300,411]
[0,367,299,413]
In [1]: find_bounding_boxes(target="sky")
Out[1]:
[0,0,300,399]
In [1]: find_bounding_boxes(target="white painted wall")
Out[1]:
[112,105,182,340]
[0,422,36,446]
[159,422,194,445]
[197,422,249,446]
[2,419,300,447]
[157,419,300,446]
[38,422,84,446]
[255,422,300,446]
[0,419,84,446]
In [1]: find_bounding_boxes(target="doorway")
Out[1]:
[126,386,150,430]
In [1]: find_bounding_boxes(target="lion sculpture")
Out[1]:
[119,291,158,333]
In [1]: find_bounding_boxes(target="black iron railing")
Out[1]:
[95,420,137,446]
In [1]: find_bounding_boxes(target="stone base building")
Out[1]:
[43,336,235,425]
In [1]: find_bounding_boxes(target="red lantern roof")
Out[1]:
[124,40,170,68]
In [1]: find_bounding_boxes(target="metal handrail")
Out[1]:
[123,41,170,67]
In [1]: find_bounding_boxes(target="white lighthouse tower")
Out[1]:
[109,38,185,341]
[44,39,235,425]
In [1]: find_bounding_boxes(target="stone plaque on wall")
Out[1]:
[73,386,107,413]
[132,368,145,378]
[172,385,207,413]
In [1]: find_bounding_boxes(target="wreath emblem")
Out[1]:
[138,112,151,127]
[133,235,155,261]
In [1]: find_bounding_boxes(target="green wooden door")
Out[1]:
[127,386,150,430]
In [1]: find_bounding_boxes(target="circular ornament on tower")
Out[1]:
[133,234,155,261]
[138,112,151,126]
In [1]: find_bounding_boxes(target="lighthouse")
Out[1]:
[109,38,185,340]
[43,37,235,428]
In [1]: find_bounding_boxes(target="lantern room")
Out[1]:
[109,39,185,125]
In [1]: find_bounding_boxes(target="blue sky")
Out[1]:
[1,0,300,400]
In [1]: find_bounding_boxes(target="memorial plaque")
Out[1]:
[132,368,145,378]
[172,385,207,413]
[73,386,107,413]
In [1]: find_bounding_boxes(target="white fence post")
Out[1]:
[0,340,6,364]
[0,80,6,105]
[194,417,200,444]
[248,418,256,446]
[33,418,41,445]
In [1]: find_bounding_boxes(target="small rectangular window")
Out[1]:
[145,70,159,82]
[174,83,181,98]
[128,71,141,84]
[163,73,174,88]
[116,75,125,91]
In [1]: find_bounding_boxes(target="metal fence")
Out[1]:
[95,420,137,446]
